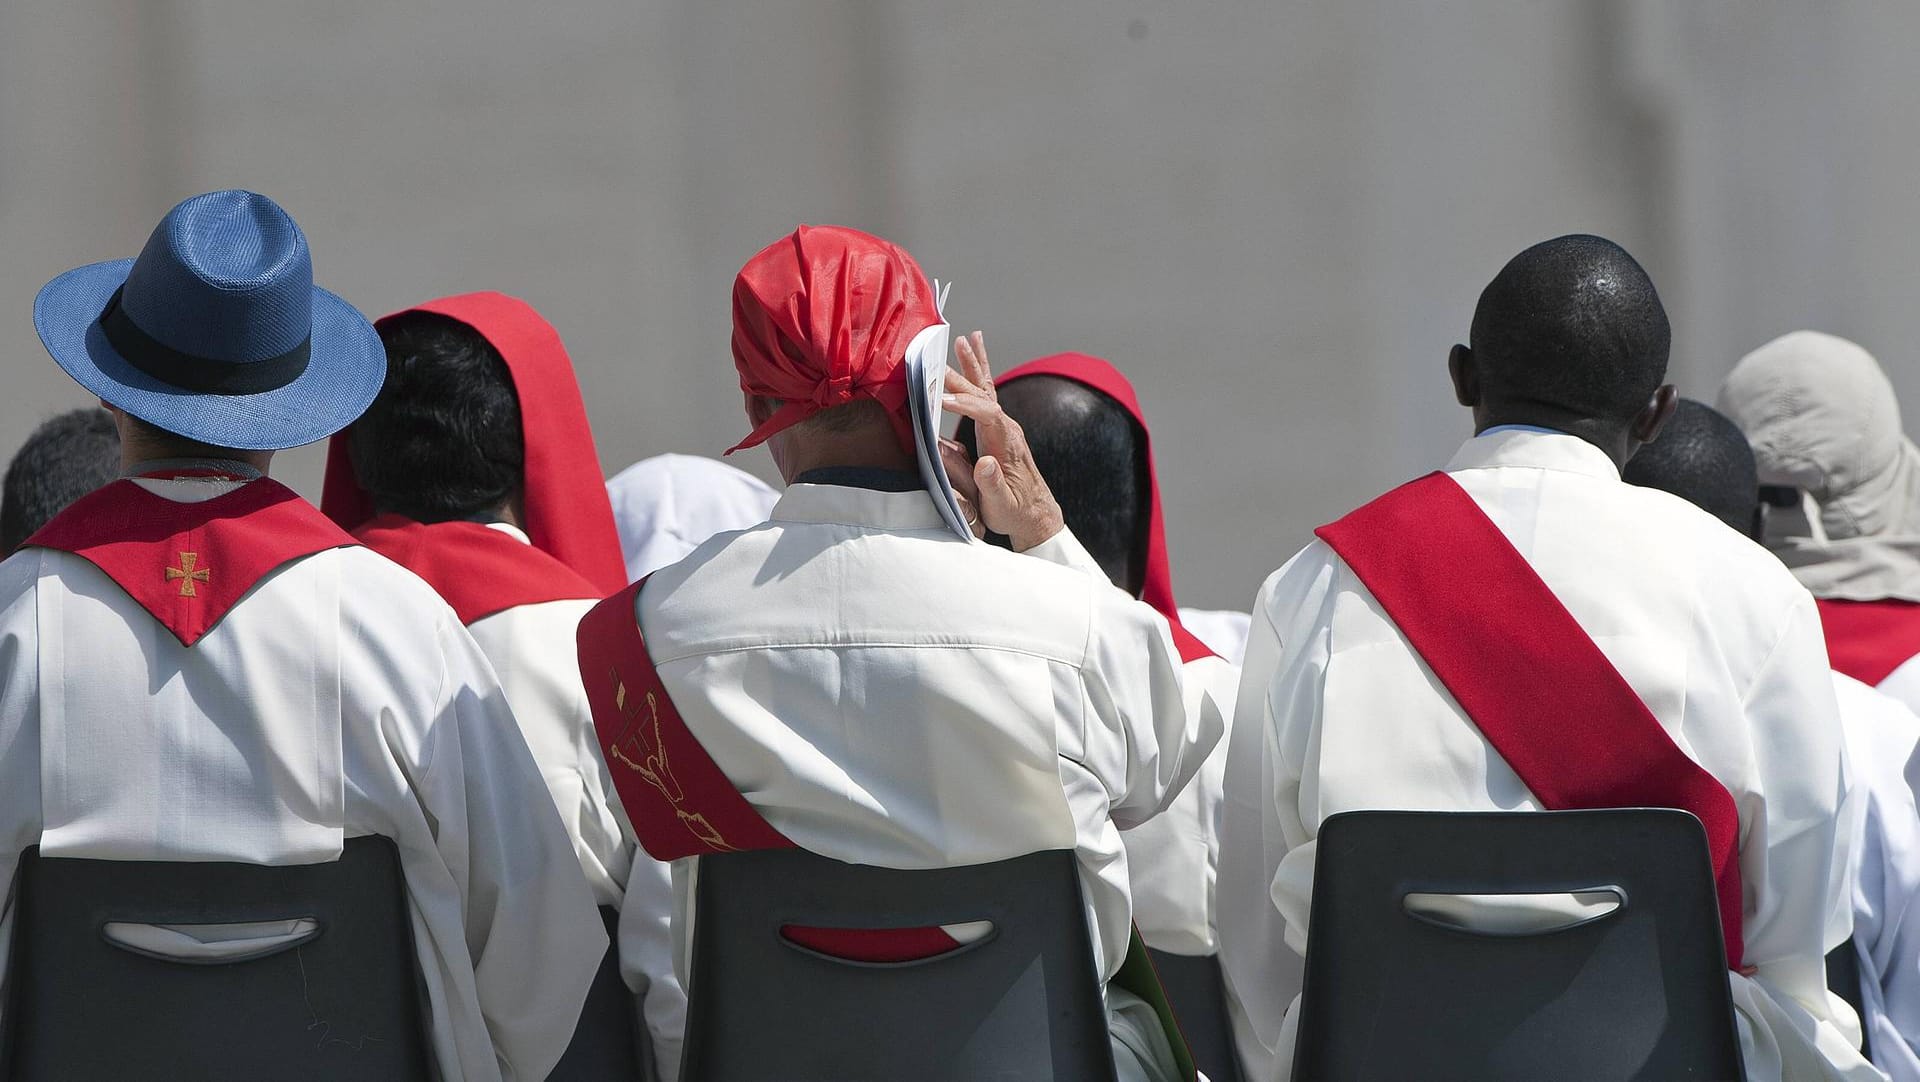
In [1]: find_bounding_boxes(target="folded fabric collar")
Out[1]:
[1446,428,1620,481]
[124,457,263,481]
[770,482,948,532]
[790,467,925,492]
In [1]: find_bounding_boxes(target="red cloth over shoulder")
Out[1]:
[354,516,600,625]
[1816,598,1920,687]
[321,291,627,595]
[26,478,356,645]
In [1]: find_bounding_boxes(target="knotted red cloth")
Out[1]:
[998,354,1215,663]
[320,291,627,596]
[726,225,941,456]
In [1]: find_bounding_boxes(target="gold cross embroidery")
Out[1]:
[164,552,210,597]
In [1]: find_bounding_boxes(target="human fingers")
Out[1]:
[955,332,995,399]
[939,437,982,508]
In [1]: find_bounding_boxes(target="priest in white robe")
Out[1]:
[321,292,685,1080]
[1219,235,1875,1082]
[1719,332,1920,715]
[579,225,1224,1082]
[1,191,606,1081]
[1627,397,1920,1082]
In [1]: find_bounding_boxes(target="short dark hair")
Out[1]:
[1470,234,1671,428]
[349,312,523,523]
[1,408,121,551]
[1622,398,1761,538]
[960,376,1148,594]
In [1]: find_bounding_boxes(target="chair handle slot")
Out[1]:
[1402,888,1625,936]
[101,917,322,965]
[779,920,996,966]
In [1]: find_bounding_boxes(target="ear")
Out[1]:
[1448,344,1478,407]
[1629,384,1680,446]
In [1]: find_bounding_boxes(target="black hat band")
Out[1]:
[98,287,310,396]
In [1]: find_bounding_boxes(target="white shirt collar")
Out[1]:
[485,522,533,544]
[1445,427,1621,481]
[770,483,949,531]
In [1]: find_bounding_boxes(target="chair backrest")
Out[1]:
[1292,809,1745,1082]
[681,847,1116,1082]
[1826,937,1870,1062]
[1147,948,1243,1082]
[550,905,653,1081]
[3,835,429,1082]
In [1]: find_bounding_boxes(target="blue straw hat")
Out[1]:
[33,190,385,451]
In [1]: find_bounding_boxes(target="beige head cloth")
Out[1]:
[1716,330,1920,601]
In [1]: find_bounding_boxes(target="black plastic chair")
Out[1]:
[2,835,430,1082]
[680,847,1116,1081]
[551,905,653,1081]
[1827,937,1871,1062]
[1147,948,1243,1082]
[1292,809,1745,1082]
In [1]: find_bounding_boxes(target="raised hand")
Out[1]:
[938,332,1065,551]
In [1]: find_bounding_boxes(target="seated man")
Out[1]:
[578,225,1223,1082]
[0,408,119,552]
[322,294,684,1079]
[1218,234,1873,1081]
[0,190,603,1080]
[967,353,1240,965]
[1628,398,1920,1082]
[1719,331,1920,713]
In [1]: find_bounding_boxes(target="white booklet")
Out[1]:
[904,280,972,541]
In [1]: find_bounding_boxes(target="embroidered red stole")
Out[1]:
[578,578,1198,1075]
[1316,472,1747,969]
[25,478,356,646]
[353,516,601,626]
[1816,598,1920,688]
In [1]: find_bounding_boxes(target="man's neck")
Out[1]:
[1474,407,1632,471]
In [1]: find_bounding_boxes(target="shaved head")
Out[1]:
[959,376,1147,594]
[1468,234,1671,429]
[1622,398,1762,539]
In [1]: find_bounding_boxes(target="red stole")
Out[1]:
[1815,598,1920,688]
[353,516,601,626]
[577,581,984,964]
[25,478,356,646]
[1316,472,1747,969]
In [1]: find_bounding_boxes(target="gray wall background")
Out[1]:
[3,2,1916,607]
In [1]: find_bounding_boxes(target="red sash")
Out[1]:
[1816,598,1920,688]
[1316,472,1746,969]
[25,478,356,646]
[354,516,601,625]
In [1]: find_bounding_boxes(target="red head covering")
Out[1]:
[999,353,1215,663]
[321,291,628,595]
[727,225,942,455]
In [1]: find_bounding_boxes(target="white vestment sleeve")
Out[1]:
[1028,526,1225,828]
[610,793,686,1081]
[412,616,607,1080]
[0,554,43,1037]
[1734,595,1874,1080]
[1215,561,1312,1082]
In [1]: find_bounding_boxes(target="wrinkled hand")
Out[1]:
[936,332,1065,551]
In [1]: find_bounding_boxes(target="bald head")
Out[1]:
[1622,399,1762,539]
[1455,235,1674,456]
[960,376,1147,594]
